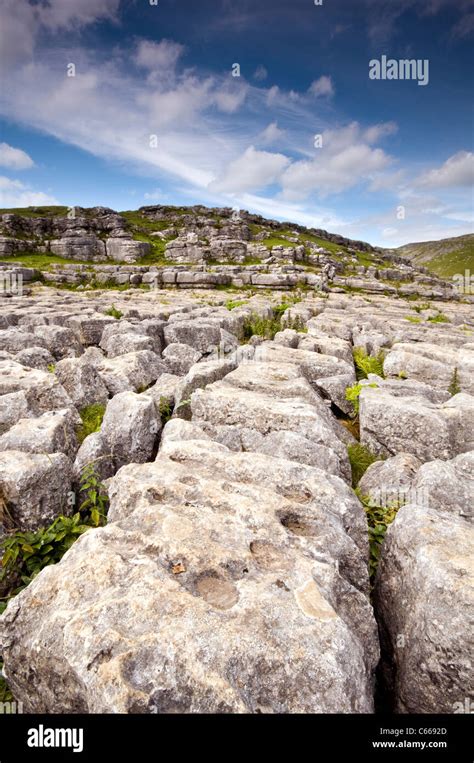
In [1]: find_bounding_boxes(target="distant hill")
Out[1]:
[393,233,474,277]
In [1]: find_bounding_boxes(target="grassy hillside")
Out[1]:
[394,233,474,277]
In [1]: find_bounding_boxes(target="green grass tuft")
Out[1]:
[104,304,123,319]
[427,312,450,323]
[77,404,106,444]
[347,443,381,487]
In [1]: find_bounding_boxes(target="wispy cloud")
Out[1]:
[0,143,34,170]
[0,176,58,207]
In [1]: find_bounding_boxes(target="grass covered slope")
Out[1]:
[394,233,474,277]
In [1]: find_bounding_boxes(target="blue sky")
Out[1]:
[0,0,473,246]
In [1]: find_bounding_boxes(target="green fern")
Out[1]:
[353,348,385,380]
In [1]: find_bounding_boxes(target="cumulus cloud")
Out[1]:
[258,122,286,145]
[209,146,290,193]
[0,176,58,207]
[308,76,334,98]
[0,143,34,170]
[134,39,185,72]
[416,151,474,189]
[280,123,393,199]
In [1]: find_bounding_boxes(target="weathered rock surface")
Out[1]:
[359,386,474,462]
[0,450,73,531]
[0,441,378,713]
[375,453,474,713]
[0,408,79,460]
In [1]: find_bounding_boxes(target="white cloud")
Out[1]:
[280,123,393,199]
[364,122,398,143]
[443,210,474,223]
[213,83,248,113]
[0,0,120,68]
[308,76,334,98]
[39,0,120,31]
[0,0,36,67]
[209,146,290,193]
[258,122,286,145]
[416,151,474,189]
[0,176,58,207]
[0,143,34,170]
[134,39,185,72]
[368,169,405,192]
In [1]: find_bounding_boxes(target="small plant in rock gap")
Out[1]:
[79,463,109,527]
[0,465,109,605]
[347,443,381,488]
[284,314,308,333]
[77,403,106,444]
[345,382,378,416]
[242,313,282,341]
[405,315,421,323]
[448,367,461,397]
[158,396,173,424]
[47,363,56,373]
[413,302,431,313]
[353,347,385,380]
[103,304,123,319]
[357,490,402,584]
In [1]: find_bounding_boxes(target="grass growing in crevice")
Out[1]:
[347,443,381,488]
[77,403,106,444]
[448,367,461,397]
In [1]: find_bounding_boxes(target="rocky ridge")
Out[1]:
[0,205,464,300]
